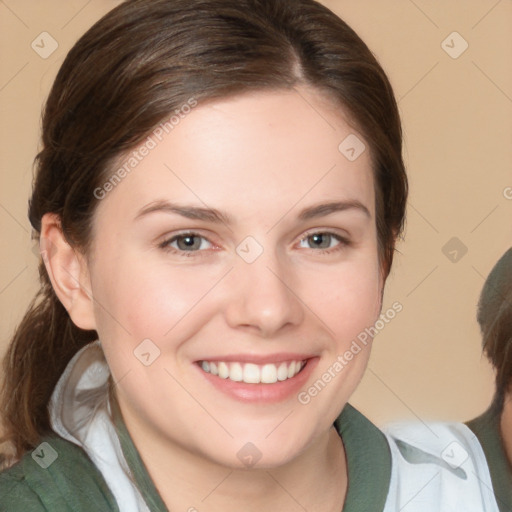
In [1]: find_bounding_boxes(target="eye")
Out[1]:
[298,232,347,252]
[159,232,213,254]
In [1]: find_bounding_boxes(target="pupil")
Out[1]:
[311,233,329,248]
[179,236,199,250]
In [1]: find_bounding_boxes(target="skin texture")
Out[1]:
[42,87,385,511]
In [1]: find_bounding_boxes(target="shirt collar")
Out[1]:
[111,393,391,512]
[334,404,392,511]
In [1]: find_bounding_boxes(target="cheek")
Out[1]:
[303,257,382,342]
[292,259,381,431]
[91,253,222,343]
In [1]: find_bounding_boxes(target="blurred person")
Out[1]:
[466,247,512,511]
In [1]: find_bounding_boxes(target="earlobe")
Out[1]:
[39,213,97,331]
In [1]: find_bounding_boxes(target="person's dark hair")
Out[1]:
[0,0,407,463]
[477,248,512,411]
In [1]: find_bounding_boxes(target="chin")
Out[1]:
[201,433,309,471]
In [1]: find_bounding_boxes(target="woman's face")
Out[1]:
[86,88,383,468]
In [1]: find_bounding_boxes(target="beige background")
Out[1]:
[0,0,511,428]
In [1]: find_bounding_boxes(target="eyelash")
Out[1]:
[158,232,213,258]
[298,231,350,254]
[158,230,350,258]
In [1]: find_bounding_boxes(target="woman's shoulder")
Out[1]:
[0,434,119,511]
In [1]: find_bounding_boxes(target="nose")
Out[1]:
[223,252,304,338]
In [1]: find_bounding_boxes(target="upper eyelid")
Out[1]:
[297,229,350,247]
[160,229,212,241]
[163,228,347,240]
[299,228,348,239]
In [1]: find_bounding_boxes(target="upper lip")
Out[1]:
[196,353,315,365]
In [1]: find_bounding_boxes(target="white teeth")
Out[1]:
[277,362,288,381]
[200,359,305,384]
[287,361,296,378]
[261,364,277,384]
[218,362,229,379]
[244,363,260,384]
[230,362,243,382]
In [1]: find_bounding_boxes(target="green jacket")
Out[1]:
[0,404,392,511]
[2,403,510,511]
[0,435,118,510]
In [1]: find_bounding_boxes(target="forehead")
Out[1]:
[93,88,374,226]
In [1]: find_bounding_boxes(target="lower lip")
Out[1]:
[196,358,319,403]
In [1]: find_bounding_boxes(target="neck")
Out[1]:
[119,403,347,512]
[500,394,512,468]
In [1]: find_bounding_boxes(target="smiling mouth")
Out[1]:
[198,359,307,384]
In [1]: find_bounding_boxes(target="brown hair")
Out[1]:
[477,248,512,411]
[0,0,407,463]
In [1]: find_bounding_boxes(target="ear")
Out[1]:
[39,213,97,331]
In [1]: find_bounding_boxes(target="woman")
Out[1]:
[0,0,499,510]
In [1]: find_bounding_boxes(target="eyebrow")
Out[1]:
[134,199,371,224]
[134,200,232,224]
[298,200,370,221]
